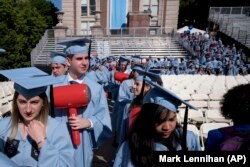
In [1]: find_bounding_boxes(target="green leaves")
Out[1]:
[0,0,57,69]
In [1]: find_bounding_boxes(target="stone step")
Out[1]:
[32,36,191,66]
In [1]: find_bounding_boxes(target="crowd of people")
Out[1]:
[0,35,249,167]
[177,31,250,75]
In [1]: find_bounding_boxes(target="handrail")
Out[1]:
[64,27,175,38]
[209,6,250,15]
[30,30,49,66]
[208,6,250,50]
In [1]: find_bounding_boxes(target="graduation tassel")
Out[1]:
[138,72,146,103]
[88,38,92,59]
[182,105,188,151]
[50,85,55,118]
[87,38,92,72]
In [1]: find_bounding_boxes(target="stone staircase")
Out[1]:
[91,36,188,58]
[34,38,64,65]
[30,30,64,66]
[31,31,188,66]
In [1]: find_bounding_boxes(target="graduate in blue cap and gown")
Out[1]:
[96,57,111,88]
[96,57,110,78]
[131,55,142,68]
[113,80,201,167]
[103,55,115,70]
[0,67,75,167]
[55,38,112,167]
[118,68,162,146]
[146,56,154,70]
[109,56,131,101]
[50,51,68,77]
[89,57,109,86]
[87,57,101,83]
[111,64,145,146]
[118,56,131,74]
[226,60,238,76]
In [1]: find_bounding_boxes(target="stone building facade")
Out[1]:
[61,0,179,36]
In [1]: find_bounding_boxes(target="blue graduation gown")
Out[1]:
[53,74,112,167]
[111,79,134,143]
[118,103,130,146]
[113,130,201,167]
[95,70,109,85]
[85,70,98,83]
[109,70,120,101]
[116,79,134,103]
[0,152,18,167]
[0,117,75,167]
[227,66,238,76]
[100,65,110,81]
[86,69,109,86]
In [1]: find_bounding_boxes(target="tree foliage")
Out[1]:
[0,0,58,69]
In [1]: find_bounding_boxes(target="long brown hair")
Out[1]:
[9,92,49,140]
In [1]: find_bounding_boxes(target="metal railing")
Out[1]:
[209,6,250,16]
[208,7,250,49]
[65,27,175,38]
[30,30,49,65]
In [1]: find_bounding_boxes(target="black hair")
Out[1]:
[128,103,182,167]
[220,83,250,124]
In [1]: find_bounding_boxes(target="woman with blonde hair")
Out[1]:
[0,67,74,167]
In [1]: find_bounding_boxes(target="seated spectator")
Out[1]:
[205,84,250,151]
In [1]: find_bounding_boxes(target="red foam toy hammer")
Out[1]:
[114,72,129,82]
[53,84,91,146]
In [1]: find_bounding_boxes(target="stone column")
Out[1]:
[132,0,140,12]
[91,11,104,36]
[96,0,100,11]
[53,11,68,39]
[91,0,103,36]
[163,0,179,33]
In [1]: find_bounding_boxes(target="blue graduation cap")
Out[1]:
[143,80,197,112]
[133,68,162,84]
[57,38,91,56]
[0,67,63,99]
[134,74,150,82]
[89,57,97,70]
[131,55,142,63]
[142,80,197,151]
[50,51,67,65]
[107,55,115,60]
[119,56,130,64]
[132,64,144,71]
[148,69,163,75]
[96,57,106,67]
[0,48,6,55]
[110,61,116,66]
[132,66,150,82]
[144,71,162,83]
